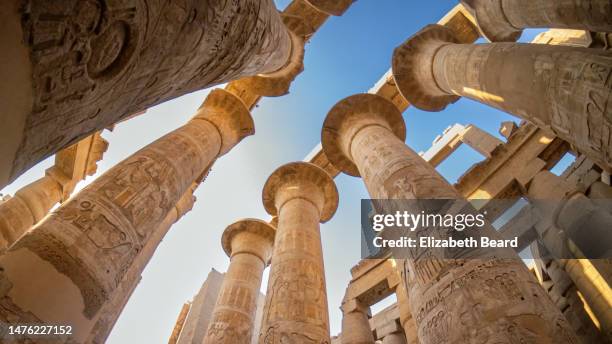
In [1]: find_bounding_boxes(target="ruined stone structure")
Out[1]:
[0,1,611,344]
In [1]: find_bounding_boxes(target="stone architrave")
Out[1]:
[462,0,612,42]
[203,219,276,344]
[259,162,339,344]
[304,0,354,16]
[0,88,253,343]
[392,24,612,172]
[321,93,579,343]
[0,0,291,189]
[340,298,375,344]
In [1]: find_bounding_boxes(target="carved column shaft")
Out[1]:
[560,258,612,339]
[394,278,418,344]
[0,132,108,251]
[464,0,612,42]
[259,162,338,343]
[0,0,291,189]
[393,24,612,172]
[86,183,197,344]
[0,89,252,343]
[321,94,579,343]
[526,170,612,338]
[203,219,275,344]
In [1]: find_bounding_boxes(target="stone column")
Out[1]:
[86,183,198,344]
[259,162,338,343]
[526,170,612,338]
[382,332,407,344]
[0,175,62,250]
[462,0,612,42]
[527,170,612,258]
[341,298,375,344]
[392,24,612,172]
[203,219,276,344]
[394,279,418,344]
[321,93,579,343]
[0,88,253,343]
[0,0,292,189]
[560,259,612,339]
[0,132,108,251]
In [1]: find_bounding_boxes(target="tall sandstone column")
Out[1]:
[394,278,418,344]
[259,162,338,343]
[392,24,612,172]
[0,132,108,251]
[0,88,253,343]
[462,0,612,42]
[0,0,292,188]
[321,93,579,343]
[203,219,276,344]
[87,183,198,344]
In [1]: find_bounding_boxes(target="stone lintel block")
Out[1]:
[304,0,354,16]
[499,121,518,139]
[193,89,254,156]
[392,25,460,112]
[322,93,405,176]
[262,161,338,222]
[221,218,276,264]
[376,321,401,339]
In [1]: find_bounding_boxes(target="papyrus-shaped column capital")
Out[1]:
[194,89,254,156]
[203,219,275,344]
[262,162,338,222]
[392,25,460,112]
[232,15,311,98]
[221,219,276,264]
[393,24,612,173]
[322,93,406,176]
[463,0,612,42]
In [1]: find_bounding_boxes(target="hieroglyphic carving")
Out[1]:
[10,0,290,182]
[259,162,337,344]
[0,107,226,338]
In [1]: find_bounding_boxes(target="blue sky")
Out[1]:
[0,1,556,342]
